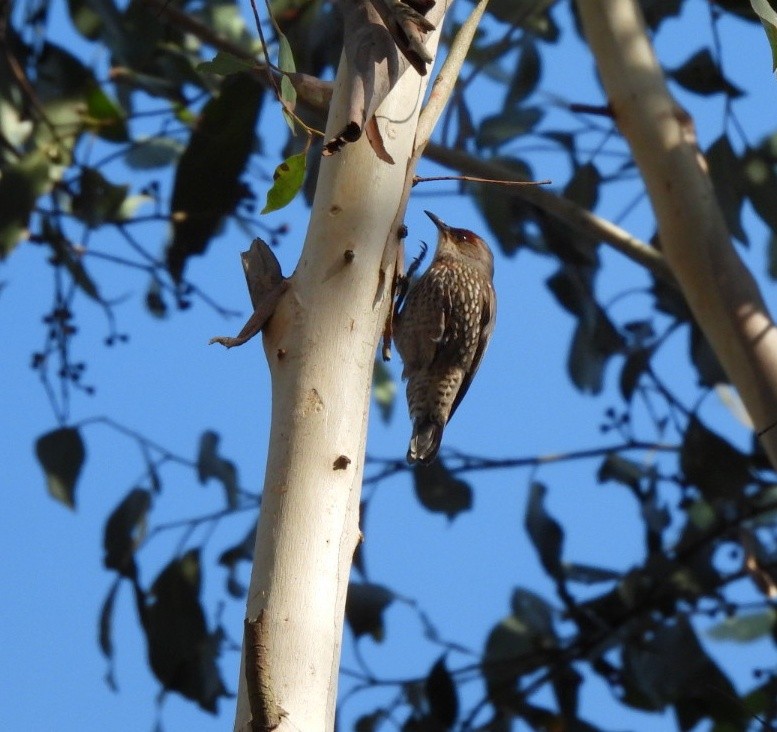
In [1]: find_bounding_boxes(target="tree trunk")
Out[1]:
[577,0,777,468]
[232,24,442,732]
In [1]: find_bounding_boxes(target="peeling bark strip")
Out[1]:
[324,0,438,159]
[245,613,286,731]
[210,239,288,348]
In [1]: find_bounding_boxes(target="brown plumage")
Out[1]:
[393,211,496,464]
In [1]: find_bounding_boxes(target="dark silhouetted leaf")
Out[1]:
[103,488,151,579]
[506,38,541,105]
[619,347,653,401]
[742,144,777,235]
[35,426,86,508]
[372,358,396,423]
[98,579,121,691]
[413,460,473,521]
[197,431,239,508]
[689,323,728,387]
[262,151,306,214]
[142,550,230,713]
[524,482,564,580]
[476,107,544,149]
[72,167,129,228]
[166,73,264,281]
[217,523,256,598]
[640,0,684,28]
[668,49,743,97]
[564,162,601,211]
[681,417,751,499]
[0,150,51,257]
[481,0,559,40]
[345,582,394,641]
[563,563,621,585]
[425,656,458,728]
[621,615,745,729]
[706,135,747,244]
[597,453,646,489]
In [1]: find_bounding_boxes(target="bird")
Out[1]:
[393,210,496,464]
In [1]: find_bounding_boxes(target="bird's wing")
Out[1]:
[448,281,496,421]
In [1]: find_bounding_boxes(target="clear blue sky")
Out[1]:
[2,1,776,730]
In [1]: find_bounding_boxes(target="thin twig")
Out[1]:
[413,174,551,187]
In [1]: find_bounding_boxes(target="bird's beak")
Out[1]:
[424,210,449,233]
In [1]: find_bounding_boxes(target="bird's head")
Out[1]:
[424,210,494,276]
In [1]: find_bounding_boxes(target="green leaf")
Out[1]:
[668,48,743,97]
[85,85,128,142]
[751,0,777,70]
[412,459,473,521]
[372,358,396,423]
[0,149,51,257]
[197,51,256,77]
[67,0,104,39]
[345,582,394,641]
[278,33,297,133]
[524,482,564,580]
[261,151,307,214]
[35,427,86,509]
[708,609,776,642]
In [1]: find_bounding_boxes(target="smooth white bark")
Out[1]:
[232,22,442,732]
[577,0,777,467]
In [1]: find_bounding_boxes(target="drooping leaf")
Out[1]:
[345,582,394,641]
[619,348,653,402]
[278,32,298,132]
[524,482,564,580]
[425,656,459,728]
[35,426,86,509]
[668,48,743,97]
[412,460,473,521]
[217,523,256,598]
[706,135,748,244]
[142,550,230,713]
[372,358,396,423]
[261,151,306,214]
[680,416,751,499]
[166,73,264,281]
[103,488,151,579]
[563,562,621,585]
[98,579,121,691]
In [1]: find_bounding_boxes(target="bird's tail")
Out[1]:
[407,419,443,464]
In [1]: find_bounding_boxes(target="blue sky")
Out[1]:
[2,1,777,730]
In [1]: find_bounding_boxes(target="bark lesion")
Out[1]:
[244,611,287,732]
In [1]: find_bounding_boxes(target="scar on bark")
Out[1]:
[210,238,288,348]
[245,611,286,731]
